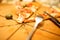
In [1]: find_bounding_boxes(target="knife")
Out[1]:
[44,11,60,28]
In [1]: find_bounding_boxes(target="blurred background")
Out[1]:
[0,0,60,7]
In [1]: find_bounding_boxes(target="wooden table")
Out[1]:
[0,4,60,40]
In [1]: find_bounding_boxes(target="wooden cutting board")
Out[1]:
[0,4,60,40]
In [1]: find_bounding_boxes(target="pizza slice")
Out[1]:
[15,2,60,23]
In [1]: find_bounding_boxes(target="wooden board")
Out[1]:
[0,4,60,40]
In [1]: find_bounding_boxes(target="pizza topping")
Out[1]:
[5,14,13,20]
[23,8,31,13]
[30,6,36,12]
[16,14,25,23]
[27,3,32,7]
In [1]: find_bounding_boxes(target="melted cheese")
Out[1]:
[17,14,24,23]
[30,6,36,12]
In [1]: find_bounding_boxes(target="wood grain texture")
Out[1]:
[0,4,60,40]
